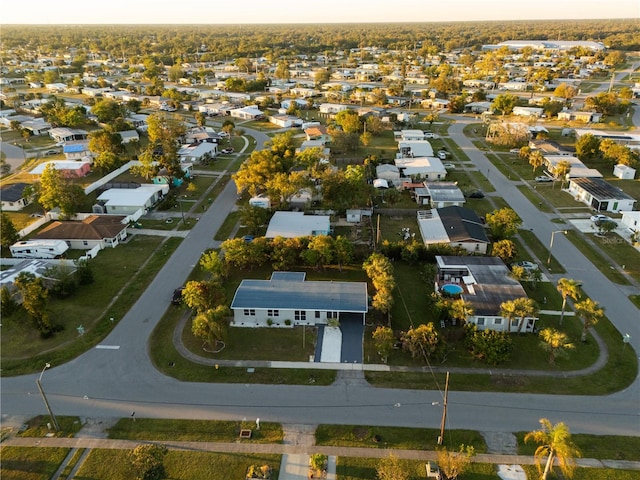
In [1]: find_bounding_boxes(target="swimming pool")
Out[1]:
[441,284,463,295]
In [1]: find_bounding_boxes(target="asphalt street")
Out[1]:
[1,124,639,436]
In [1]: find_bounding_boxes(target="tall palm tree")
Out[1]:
[557,278,581,326]
[449,298,474,326]
[501,298,538,333]
[525,418,581,480]
[575,298,604,342]
[539,328,574,365]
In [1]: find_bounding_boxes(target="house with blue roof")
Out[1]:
[230,272,368,327]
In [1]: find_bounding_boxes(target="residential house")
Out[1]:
[230,271,368,328]
[304,125,331,143]
[376,164,401,186]
[464,101,493,114]
[117,130,140,144]
[183,126,221,145]
[435,255,538,333]
[398,140,434,158]
[567,177,636,213]
[229,105,264,120]
[512,106,543,118]
[319,103,349,115]
[49,127,88,143]
[178,142,218,163]
[63,141,93,160]
[417,206,489,254]
[543,155,602,179]
[20,118,51,136]
[0,182,31,211]
[557,111,602,123]
[34,215,128,251]
[30,160,91,178]
[94,184,169,218]
[265,211,330,238]
[394,157,446,181]
[415,182,465,208]
[620,211,640,234]
[269,114,302,128]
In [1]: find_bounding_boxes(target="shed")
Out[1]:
[613,164,636,180]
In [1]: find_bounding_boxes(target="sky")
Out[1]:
[2,0,638,24]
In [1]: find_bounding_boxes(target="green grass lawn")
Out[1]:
[517,229,566,274]
[213,210,241,241]
[16,416,83,438]
[1,236,182,376]
[75,449,281,480]
[108,418,283,443]
[316,424,487,452]
[515,432,640,460]
[0,446,70,480]
[567,232,631,285]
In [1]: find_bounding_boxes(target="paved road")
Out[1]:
[1,125,639,436]
[0,141,29,172]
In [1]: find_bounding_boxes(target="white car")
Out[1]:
[437,151,448,160]
[424,132,438,139]
[443,163,455,169]
[511,261,539,272]
[535,176,553,182]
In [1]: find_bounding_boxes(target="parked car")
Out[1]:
[443,163,455,169]
[511,261,539,272]
[221,147,234,154]
[590,214,613,226]
[466,190,484,199]
[510,148,521,154]
[437,151,448,160]
[171,288,184,305]
[535,176,553,183]
[43,149,59,156]
[424,132,438,139]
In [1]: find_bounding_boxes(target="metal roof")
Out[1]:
[571,177,635,201]
[231,276,368,313]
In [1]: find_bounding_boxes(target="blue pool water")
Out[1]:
[441,284,463,295]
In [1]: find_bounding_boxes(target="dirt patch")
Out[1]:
[352,426,370,441]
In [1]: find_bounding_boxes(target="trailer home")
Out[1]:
[10,239,69,259]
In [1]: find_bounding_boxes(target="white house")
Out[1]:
[269,114,302,128]
[178,142,218,163]
[95,184,169,218]
[417,207,489,254]
[230,271,368,327]
[435,256,537,333]
[418,182,465,208]
[34,215,128,251]
[229,105,264,120]
[376,164,401,185]
[265,211,330,238]
[0,182,31,211]
[398,140,434,158]
[513,106,543,118]
[395,157,447,181]
[620,211,640,234]
[117,130,140,144]
[319,103,349,114]
[566,177,636,213]
[543,155,602,179]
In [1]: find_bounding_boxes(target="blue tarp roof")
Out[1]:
[63,144,86,153]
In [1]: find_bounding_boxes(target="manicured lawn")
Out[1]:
[17,415,83,438]
[75,449,281,480]
[517,229,566,274]
[522,465,640,480]
[1,236,182,376]
[316,424,487,452]
[213,210,241,241]
[567,232,631,285]
[516,432,640,460]
[108,418,283,443]
[336,457,500,480]
[376,213,420,243]
[587,232,640,284]
[0,446,70,480]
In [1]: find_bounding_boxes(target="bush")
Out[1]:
[266,318,273,326]
[284,319,291,326]
[247,464,271,479]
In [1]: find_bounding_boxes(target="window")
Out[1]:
[83,241,88,246]
[315,311,321,319]
[327,311,338,319]
[295,310,306,321]
[267,309,279,317]
[477,318,485,326]
[493,318,502,325]
[243,309,255,316]
[511,319,519,328]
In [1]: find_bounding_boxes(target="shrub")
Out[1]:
[266,318,273,326]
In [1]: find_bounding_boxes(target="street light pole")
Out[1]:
[36,363,60,431]
[438,371,450,445]
[547,230,568,265]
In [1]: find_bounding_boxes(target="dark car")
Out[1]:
[467,190,485,199]
[171,288,184,305]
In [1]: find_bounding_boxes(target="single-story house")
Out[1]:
[319,103,349,114]
[557,111,602,123]
[30,160,91,178]
[269,114,302,128]
[63,141,93,160]
[435,255,538,333]
[543,155,602,179]
[0,259,53,294]
[178,142,218,163]
[566,177,636,213]
[396,129,428,141]
[464,101,493,114]
[265,211,330,238]
[230,271,368,327]
[95,184,169,216]
[398,140,434,158]
[394,157,446,181]
[416,182,465,208]
[305,125,332,143]
[0,182,31,211]
[620,211,640,234]
[49,128,88,143]
[281,98,309,109]
[512,106,543,118]
[376,164,401,185]
[21,118,52,136]
[183,126,221,144]
[417,206,489,254]
[230,105,264,120]
[34,215,128,251]
[117,130,140,144]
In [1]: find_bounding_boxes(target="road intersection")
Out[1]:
[1,124,639,436]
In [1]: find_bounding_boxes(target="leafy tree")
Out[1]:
[239,205,270,236]
[1,213,20,249]
[270,236,305,271]
[75,258,94,285]
[557,278,581,326]
[599,139,638,167]
[89,129,124,156]
[305,235,334,270]
[372,326,394,363]
[401,323,440,362]
[129,443,168,480]
[168,63,184,83]
[525,419,581,480]
[529,150,545,173]
[94,151,123,174]
[199,250,225,280]
[92,98,124,124]
[376,454,409,480]
[334,109,362,133]
[575,134,601,162]
[553,160,572,187]
[333,235,354,272]
[182,280,225,314]
[363,253,396,322]
[147,112,186,178]
[465,324,513,365]
[45,264,78,299]
[553,83,578,104]
[491,239,517,264]
[492,93,518,115]
[449,299,473,325]
[1,286,18,317]
[437,445,475,480]
[539,328,574,365]
[194,111,206,126]
[575,298,604,342]
[222,120,235,135]
[14,272,52,335]
[192,305,230,350]
[131,148,159,180]
[485,208,521,240]
[38,163,85,218]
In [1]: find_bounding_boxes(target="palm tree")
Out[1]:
[501,298,538,333]
[557,278,581,326]
[449,299,474,326]
[525,418,581,480]
[539,328,575,365]
[575,298,604,342]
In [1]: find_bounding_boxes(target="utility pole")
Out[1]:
[438,371,450,445]
[36,363,60,431]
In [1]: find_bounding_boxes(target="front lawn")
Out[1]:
[0,447,70,480]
